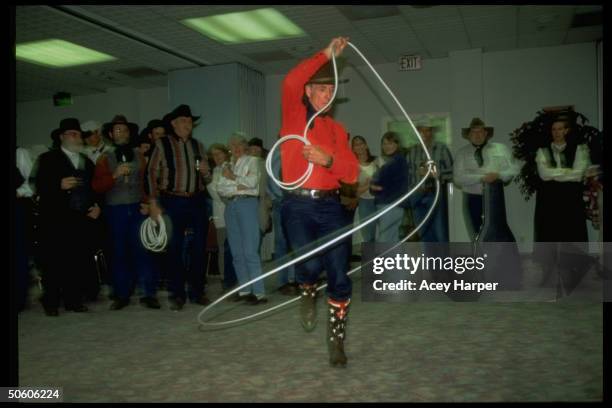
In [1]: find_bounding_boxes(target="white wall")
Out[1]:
[167,63,267,147]
[16,86,170,148]
[168,63,240,147]
[137,86,171,131]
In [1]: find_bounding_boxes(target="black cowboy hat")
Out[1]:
[57,117,82,133]
[461,117,494,139]
[50,118,82,144]
[102,115,139,139]
[164,104,201,123]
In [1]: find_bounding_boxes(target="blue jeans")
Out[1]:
[225,197,265,297]
[463,193,483,242]
[357,198,377,243]
[272,200,295,286]
[105,203,156,299]
[160,195,208,301]
[410,190,449,242]
[375,204,404,243]
[281,195,351,301]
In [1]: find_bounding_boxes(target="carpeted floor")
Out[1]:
[17,261,603,402]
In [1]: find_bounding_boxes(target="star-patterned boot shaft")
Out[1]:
[327,299,350,367]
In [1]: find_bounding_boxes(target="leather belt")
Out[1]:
[286,188,340,199]
[161,191,198,198]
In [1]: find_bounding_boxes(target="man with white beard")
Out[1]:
[35,118,101,316]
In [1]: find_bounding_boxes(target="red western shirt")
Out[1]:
[280,51,359,190]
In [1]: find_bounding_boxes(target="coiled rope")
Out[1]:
[140,215,168,253]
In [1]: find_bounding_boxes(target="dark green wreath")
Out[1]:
[511,108,603,201]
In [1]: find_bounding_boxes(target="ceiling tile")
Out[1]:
[13,4,603,102]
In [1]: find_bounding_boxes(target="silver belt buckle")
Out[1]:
[309,189,318,199]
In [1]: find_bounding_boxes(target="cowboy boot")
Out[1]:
[327,298,350,367]
[299,284,318,332]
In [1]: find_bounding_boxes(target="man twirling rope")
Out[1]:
[279,37,359,367]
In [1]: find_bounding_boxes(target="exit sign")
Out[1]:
[399,55,422,71]
[53,92,73,107]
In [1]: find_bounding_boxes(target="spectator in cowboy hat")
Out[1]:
[453,117,519,240]
[102,115,139,147]
[405,118,454,242]
[35,118,102,316]
[146,104,211,310]
[92,114,160,310]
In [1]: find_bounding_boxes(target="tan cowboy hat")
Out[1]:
[414,118,439,131]
[461,117,494,139]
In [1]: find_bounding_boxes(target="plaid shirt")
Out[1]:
[406,141,453,189]
[146,135,206,198]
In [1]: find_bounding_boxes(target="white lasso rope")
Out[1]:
[198,41,439,329]
[140,215,168,253]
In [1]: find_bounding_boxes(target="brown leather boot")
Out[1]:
[299,284,318,332]
[327,298,350,367]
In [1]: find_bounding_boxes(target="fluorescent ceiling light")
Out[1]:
[182,8,306,44]
[15,39,116,68]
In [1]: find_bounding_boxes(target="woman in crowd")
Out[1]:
[351,135,378,243]
[370,132,409,243]
[215,133,267,305]
[206,143,237,291]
